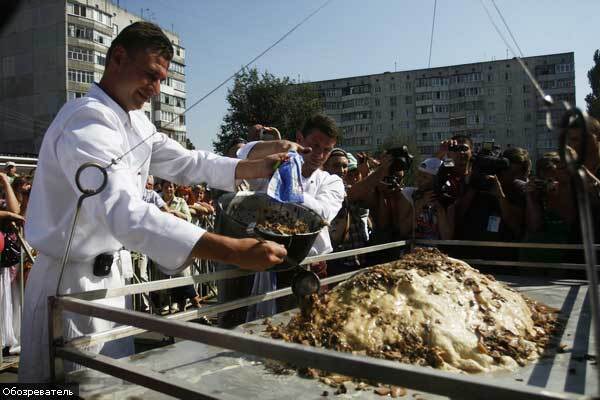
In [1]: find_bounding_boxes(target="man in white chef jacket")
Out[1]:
[20,22,287,383]
[237,114,345,311]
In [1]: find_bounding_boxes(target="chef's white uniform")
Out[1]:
[20,83,239,382]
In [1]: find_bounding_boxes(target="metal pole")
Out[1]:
[48,296,64,382]
[19,233,24,320]
[573,170,600,397]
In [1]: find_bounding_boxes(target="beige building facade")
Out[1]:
[312,52,575,161]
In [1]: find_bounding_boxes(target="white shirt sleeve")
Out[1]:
[236,141,260,160]
[301,174,346,223]
[55,108,204,271]
[149,132,240,192]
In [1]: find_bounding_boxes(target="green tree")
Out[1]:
[585,49,600,120]
[212,68,322,154]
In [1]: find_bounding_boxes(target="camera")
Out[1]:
[470,141,509,191]
[534,178,557,194]
[386,145,414,175]
[434,159,458,206]
[448,144,470,153]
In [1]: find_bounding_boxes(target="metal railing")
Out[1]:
[46,239,599,399]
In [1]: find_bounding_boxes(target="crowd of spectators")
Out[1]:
[2,114,600,356]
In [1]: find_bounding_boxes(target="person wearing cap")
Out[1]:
[396,158,454,240]
[4,162,18,184]
[345,153,363,185]
[324,149,370,274]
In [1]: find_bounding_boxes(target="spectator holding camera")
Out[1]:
[454,143,524,254]
[520,152,577,263]
[395,158,454,240]
[347,147,412,263]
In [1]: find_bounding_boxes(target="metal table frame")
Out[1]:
[49,239,599,400]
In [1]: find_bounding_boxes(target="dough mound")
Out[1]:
[267,248,557,373]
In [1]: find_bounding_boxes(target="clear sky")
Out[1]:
[118,0,600,151]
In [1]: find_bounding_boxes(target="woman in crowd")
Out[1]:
[158,181,201,313]
[0,172,25,356]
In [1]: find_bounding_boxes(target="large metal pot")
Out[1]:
[216,192,325,269]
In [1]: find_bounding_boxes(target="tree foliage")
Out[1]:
[212,68,322,154]
[585,49,600,120]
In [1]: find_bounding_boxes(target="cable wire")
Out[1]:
[110,0,333,166]
[427,0,437,68]
[490,0,524,57]
[478,0,552,108]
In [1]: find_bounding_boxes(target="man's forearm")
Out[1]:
[246,140,294,160]
[191,232,238,265]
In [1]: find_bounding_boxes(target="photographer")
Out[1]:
[522,152,576,262]
[497,147,531,235]
[396,158,455,240]
[454,143,524,255]
[347,146,412,263]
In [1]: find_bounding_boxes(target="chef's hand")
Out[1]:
[193,233,287,270]
[231,238,287,271]
[235,147,308,180]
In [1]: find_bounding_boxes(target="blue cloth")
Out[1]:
[267,151,304,203]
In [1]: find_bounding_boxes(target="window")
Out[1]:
[172,78,185,92]
[93,31,111,46]
[95,52,106,66]
[169,61,185,75]
[556,79,573,88]
[374,98,381,107]
[68,69,94,83]
[504,72,510,80]
[67,46,93,63]
[67,91,85,100]
[523,85,530,93]
[405,96,412,104]
[390,111,394,120]
[555,63,573,74]
[390,83,396,91]
[179,115,186,125]
[390,96,397,106]
[506,87,512,95]
[375,111,381,119]
[523,99,530,108]
[487,102,495,110]
[68,24,93,40]
[374,86,381,93]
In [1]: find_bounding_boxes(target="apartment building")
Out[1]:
[311,52,575,161]
[0,0,187,154]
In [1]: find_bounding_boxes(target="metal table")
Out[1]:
[66,274,597,399]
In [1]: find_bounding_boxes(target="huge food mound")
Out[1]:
[267,248,558,373]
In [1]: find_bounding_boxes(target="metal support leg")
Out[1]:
[48,296,64,382]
